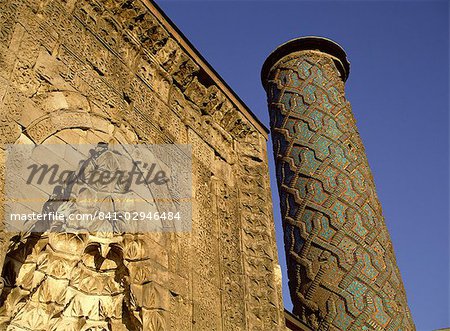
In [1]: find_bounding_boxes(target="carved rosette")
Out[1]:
[262,37,415,330]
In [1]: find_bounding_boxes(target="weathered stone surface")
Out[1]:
[0,0,283,329]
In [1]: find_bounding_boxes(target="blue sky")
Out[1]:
[156,1,449,330]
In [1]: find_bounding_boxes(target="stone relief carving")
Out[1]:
[0,0,284,330]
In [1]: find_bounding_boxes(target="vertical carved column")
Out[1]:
[262,37,415,330]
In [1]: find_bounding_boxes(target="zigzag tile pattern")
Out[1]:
[264,49,415,331]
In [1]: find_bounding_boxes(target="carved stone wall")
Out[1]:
[0,0,285,329]
[262,37,415,330]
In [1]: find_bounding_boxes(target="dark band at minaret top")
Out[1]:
[262,36,415,330]
[261,36,350,85]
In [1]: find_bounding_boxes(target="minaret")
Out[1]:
[262,37,415,330]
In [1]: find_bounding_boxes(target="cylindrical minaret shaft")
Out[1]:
[262,37,415,330]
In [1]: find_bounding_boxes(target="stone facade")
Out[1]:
[262,37,415,330]
[0,0,285,329]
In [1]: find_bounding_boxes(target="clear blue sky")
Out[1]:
[156,1,449,330]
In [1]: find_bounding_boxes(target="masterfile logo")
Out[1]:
[5,143,192,233]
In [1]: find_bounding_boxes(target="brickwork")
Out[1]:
[262,37,415,331]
